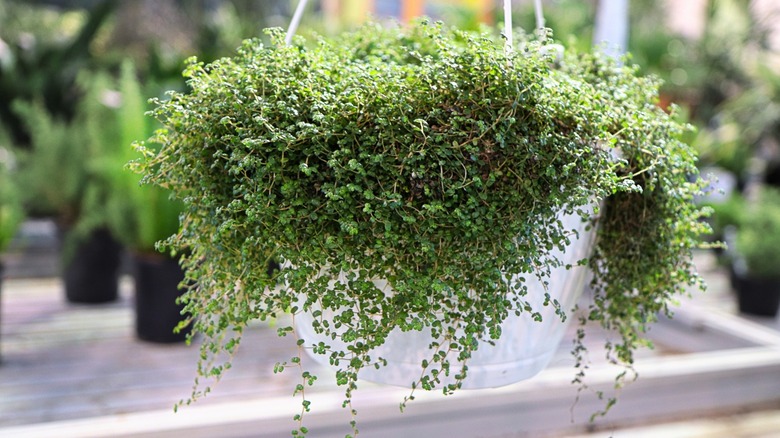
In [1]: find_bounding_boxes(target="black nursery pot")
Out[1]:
[733,274,780,318]
[133,253,190,343]
[63,227,122,304]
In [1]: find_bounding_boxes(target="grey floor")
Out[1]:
[1,220,780,437]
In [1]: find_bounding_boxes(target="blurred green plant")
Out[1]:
[692,0,774,120]
[0,0,116,145]
[735,187,780,277]
[704,193,745,240]
[0,138,23,252]
[11,58,180,257]
[715,63,780,184]
[12,69,113,224]
[90,60,182,254]
[11,66,126,266]
[640,0,780,187]
[692,121,754,180]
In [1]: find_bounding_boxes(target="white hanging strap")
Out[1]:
[288,0,543,49]
[505,0,546,50]
[533,0,545,32]
[504,0,513,51]
[285,0,309,45]
[593,0,628,60]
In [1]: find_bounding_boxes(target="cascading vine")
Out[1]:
[137,20,709,437]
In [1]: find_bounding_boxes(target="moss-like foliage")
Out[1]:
[138,21,707,436]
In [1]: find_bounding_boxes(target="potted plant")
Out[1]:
[714,63,780,187]
[730,187,780,318]
[702,191,744,260]
[1,141,24,363]
[12,71,123,304]
[137,22,708,434]
[681,0,779,192]
[96,61,188,343]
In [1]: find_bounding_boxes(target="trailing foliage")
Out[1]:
[138,21,707,435]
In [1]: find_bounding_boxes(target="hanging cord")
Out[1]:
[505,0,546,50]
[531,0,563,63]
[289,0,542,48]
[534,0,545,32]
[504,0,513,51]
[285,0,309,45]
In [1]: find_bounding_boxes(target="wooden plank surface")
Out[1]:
[1,250,778,435]
[0,277,305,427]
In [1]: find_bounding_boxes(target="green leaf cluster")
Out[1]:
[0,0,116,145]
[139,21,707,432]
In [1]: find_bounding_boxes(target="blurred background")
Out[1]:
[1,1,780,437]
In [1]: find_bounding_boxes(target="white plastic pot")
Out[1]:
[294,208,595,389]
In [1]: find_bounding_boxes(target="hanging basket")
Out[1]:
[295,207,595,388]
[286,2,594,384]
[139,8,707,433]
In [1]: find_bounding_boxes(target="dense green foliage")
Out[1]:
[139,21,707,435]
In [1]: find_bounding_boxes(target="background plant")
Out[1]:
[735,187,780,277]
[703,193,745,241]
[90,60,183,253]
[0,137,23,252]
[0,0,116,145]
[12,69,117,227]
[685,1,779,188]
[139,21,707,435]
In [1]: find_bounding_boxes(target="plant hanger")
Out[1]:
[284,0,547,46]
[503,0,546,51]
[285,0,309,45]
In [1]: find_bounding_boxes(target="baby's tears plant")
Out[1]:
[137,21,708,436]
